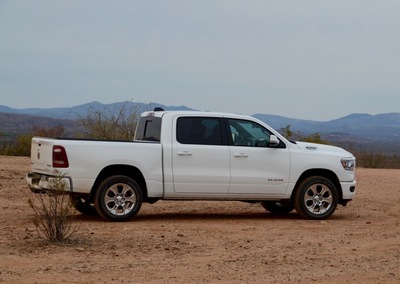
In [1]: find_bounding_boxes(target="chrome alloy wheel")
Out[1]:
[104,183,137,216]
[303,183,333,215]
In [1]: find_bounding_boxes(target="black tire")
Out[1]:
[294,176,338,219]
[261,201,294,215]
[69,194,97,216]
[94,175,143,222]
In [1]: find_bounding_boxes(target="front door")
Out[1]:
[227,118,290,197]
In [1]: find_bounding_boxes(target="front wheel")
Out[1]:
[261,201,294,215]
[70,194,97,216]
[294,176,338,219]
[94,175,143,221]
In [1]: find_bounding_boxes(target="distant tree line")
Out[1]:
[1,105,400,169]
[0,103,139,156]
[0,126,65,156]
[279,125,400,169]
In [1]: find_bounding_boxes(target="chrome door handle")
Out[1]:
[234,153,248,158]
[178,151,192,156]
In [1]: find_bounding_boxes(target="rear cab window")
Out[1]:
[135,116,162,142]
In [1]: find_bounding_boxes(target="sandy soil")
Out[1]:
[0,156,399,283]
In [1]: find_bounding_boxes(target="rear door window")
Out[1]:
[176,117,225,145]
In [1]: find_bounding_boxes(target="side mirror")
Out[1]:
[269,135,280,147]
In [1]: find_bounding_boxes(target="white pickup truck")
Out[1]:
[27,109,356,221]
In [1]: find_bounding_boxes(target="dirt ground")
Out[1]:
[0,156,399,283]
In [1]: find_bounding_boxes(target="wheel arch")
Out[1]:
[293,168,343,203]
[90,164,148,202]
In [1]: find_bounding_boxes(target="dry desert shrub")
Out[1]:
[27,170,79,243]
[77,102,140,140]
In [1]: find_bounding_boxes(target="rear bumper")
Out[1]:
[26,172,72,193]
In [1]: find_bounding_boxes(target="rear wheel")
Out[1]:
[95,175,143,222]
[261,201,294,215]
[294,176,338,219]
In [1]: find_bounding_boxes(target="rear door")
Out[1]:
[172,116,230,194]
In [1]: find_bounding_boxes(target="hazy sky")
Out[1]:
[1,0,399,120]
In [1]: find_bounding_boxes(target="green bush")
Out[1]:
[279,125,328,144]
[0,126,64,156]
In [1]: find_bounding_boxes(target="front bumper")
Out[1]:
[340,180,356,200]
[26,172,72,193]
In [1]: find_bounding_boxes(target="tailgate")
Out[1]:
[31,137,54,173]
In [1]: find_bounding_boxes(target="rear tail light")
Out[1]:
[52,145,69,168]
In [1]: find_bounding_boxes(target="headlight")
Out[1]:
[341,158,356,171]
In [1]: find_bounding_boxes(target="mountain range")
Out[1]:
[1,101,399,154]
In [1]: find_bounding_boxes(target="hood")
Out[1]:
[295,141,354,158]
